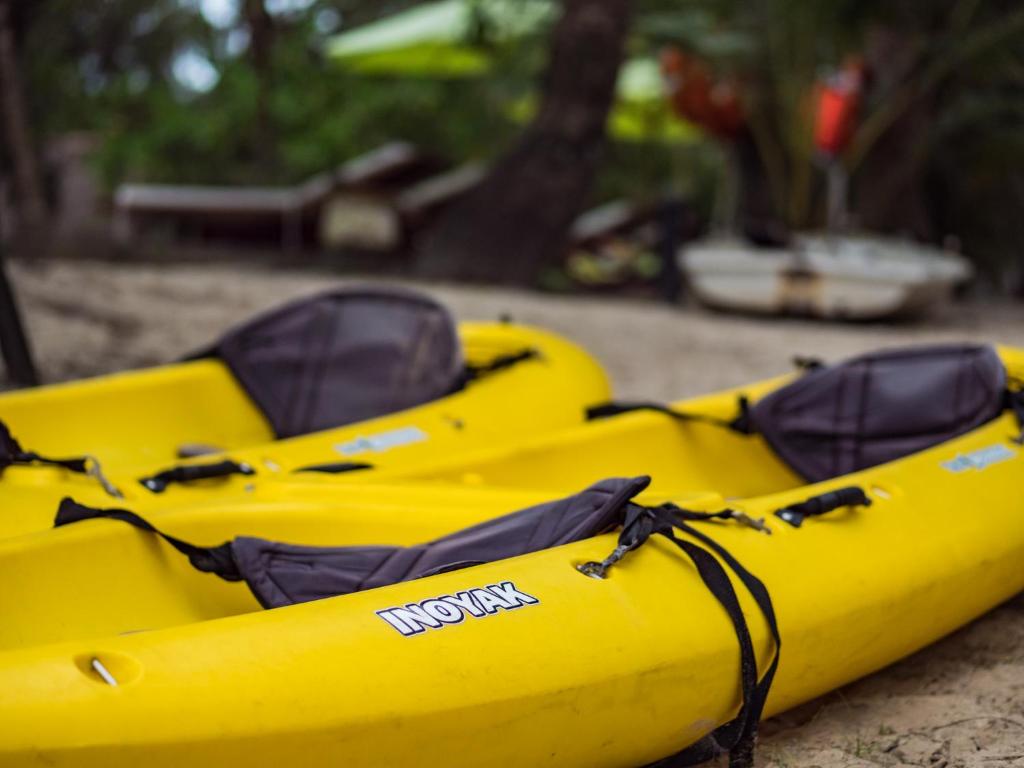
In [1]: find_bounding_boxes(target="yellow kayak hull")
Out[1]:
[1,349,1022,767]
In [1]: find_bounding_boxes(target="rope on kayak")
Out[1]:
[0,419,123,498]
[578,503,780,768]
[138,459,255,493]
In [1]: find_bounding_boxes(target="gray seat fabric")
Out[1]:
[210,287,463,438]
[747,344,1007,482]
[233,476,651,608]
[54,477,652,610]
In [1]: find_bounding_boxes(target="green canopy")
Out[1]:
[326,0,554,76]
[327,0,696,143]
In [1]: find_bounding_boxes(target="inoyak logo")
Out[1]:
[376,582,540,637]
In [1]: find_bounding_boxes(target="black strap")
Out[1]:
[292,461,374,475]
[774,486,871,528]
[1006,388,1024,444]
[460,348,539,386]
[0,419,90,474]
[587,351,834,433]
[660,517,780,768]
[54,497,242,580]
[139,459,255,493]
[580,504,779,768]
[791,355,824,371]
[586,397,753,435]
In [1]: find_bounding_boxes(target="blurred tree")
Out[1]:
[243,0,276,169]
[10,0,217,191]
[0,0,47,246]
[638,0,1024,286]
[850,1,1024,253]
[3,0,1021,287]
[418,0,631,284]
[9,0,517,189]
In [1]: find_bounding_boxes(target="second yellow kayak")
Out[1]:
[0,288,610,537]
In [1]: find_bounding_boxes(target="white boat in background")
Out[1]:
[679,233,973,320]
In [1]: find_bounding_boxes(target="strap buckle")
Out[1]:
[575,542,632,580]
[84,455,124,499]
[729,509,771,535]
[576,561,609,580]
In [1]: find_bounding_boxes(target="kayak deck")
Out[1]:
[2,345,1023,767]
[1,410,1022,766]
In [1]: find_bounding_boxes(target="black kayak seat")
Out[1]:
[587,344,1016,484]
[197,286,465,439]
[745,344,1009,482]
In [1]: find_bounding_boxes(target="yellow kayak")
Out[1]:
[1,343,1022,767]
[0,289,610,537]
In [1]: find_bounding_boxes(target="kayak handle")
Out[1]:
[139,459,255,493]
[292,461,374,475]
[774,486,871,528]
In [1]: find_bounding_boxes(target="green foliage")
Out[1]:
[20,0,523,188]
[14,0,1024,283]
[630,0,1024,281]
[21,0,215,132]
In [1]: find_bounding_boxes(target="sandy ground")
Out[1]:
[9,258,1024,767]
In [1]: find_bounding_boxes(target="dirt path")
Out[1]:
[10,258,1024,767]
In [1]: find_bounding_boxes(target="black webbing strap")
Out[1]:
[292,461,374,474]
[139,459,255,493]
[0,419,89,475]
[774,486,871,528]
[54,497,242,580]
[0,418,123,497]
[586,397,753,435]
[461,348,539,386]
[587,351,831,434]
[661,515,780,768]
[1006,387,1024,444]
[579,504,779,768]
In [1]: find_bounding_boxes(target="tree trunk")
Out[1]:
[244,0,275,172]
[0,0,46,248]
[417,0,630,285]
[0,231,37,386]
[853,25,935,239]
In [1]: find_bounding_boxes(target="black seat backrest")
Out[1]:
[208,286,463,438]
[747,344,1007,481]
[232,476,650,608]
